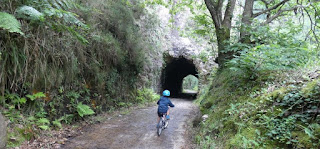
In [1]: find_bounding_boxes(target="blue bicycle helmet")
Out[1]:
[163,90,170,96]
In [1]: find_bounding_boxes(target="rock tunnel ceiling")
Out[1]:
[161,57,198,97]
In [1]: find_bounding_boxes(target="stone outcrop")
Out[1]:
[138,3,216,93]
[0,113,6,149]
[165,7,217,83]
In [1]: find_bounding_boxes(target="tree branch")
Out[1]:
[303,6,320,47]
[217,0,224,23]
[204,0,222,28]
[259,0,271,5]
[253,0,291,18]
[259,0,271,20]
[262,3,311,25]
[262,4,285,25]
[240,0,254,41]
[222,0,236,28]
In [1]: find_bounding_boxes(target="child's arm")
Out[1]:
[168,100,174,107]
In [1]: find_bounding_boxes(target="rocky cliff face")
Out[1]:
[0,113,6,149]
[167,8,217,80]
[138,3,216,92]
[137,5,169,91]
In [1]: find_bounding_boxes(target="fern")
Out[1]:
[26,92,46,101]
[77,102,95,117]
[49,0,78,10]
[44,8,87,28]
[66,26,89,44]
[13,1,89,43]
[37,118,50,124]
[15,6,44,21]
[52,119,62,128]
[38,125,49,130]
[33,92,46,98]
[0,12,24,35]
[41,2,89,44]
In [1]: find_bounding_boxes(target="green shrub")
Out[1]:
[0,0,152,119]
[15,5,44,21]
[197,71,320,148]
[136,88,159,104]
[0,0,164,147]
[226,23,315,82]
[226,44,312,81]
[76,102,95,117]
[0,12,24,35]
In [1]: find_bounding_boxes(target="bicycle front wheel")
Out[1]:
[157,121,162,136]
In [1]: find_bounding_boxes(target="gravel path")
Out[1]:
[62,98,199,149]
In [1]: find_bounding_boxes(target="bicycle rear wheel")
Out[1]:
[157,120,163,136]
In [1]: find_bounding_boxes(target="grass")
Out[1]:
[0,0,165,147]
[0,0,163,117]
[195,62,320,148]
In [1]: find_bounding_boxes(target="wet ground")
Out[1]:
[62,98,199,149]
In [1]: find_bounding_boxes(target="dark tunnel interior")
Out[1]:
[161,57,198,97]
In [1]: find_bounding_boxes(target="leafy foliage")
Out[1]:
[52,119,62,128]
[197,57,320,148]
[227,44,311,81]
[234,79,320,147]
[0,1,163,148]
[15,6,44,21]
[136,88,160,104]
[0,0,151,118]
[196,18,319,147]
[226,24,314,81]
[37,118,50,130]
[0,12,24,35]
[76,102,95,117]
[26,92,46,101]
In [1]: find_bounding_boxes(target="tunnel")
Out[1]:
[161,57,198,97]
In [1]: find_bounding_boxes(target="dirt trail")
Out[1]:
[63,98,199,149]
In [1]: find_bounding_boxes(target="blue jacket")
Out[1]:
[157,96,174,113]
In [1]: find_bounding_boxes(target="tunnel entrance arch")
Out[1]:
[161,57,198,97]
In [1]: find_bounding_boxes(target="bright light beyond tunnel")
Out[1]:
[182,75,198,93]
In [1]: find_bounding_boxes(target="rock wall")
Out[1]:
[163,4,217,87]
[137,6,169,92]
[0,113,6,149]
[138,3,216,93]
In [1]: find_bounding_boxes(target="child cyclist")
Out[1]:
[157,90,174,128]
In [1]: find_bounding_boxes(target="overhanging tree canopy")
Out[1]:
[146,0,319,66]
[204,0,319,66]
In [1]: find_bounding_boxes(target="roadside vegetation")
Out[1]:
[1,0,320,148]
[146,0,320,148]
[0,0,161,147]
[194,8,320,149]
[196,46,320,148]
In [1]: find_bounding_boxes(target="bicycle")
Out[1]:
[157,113,168,136]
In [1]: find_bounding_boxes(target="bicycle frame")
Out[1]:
[157,113,168,136]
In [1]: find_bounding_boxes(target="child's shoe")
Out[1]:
[166,115,170,120]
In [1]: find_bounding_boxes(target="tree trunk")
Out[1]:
[240,0,254,43]
[204,0,235,67]
[204,0,295,67]
[216,28,232,66]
